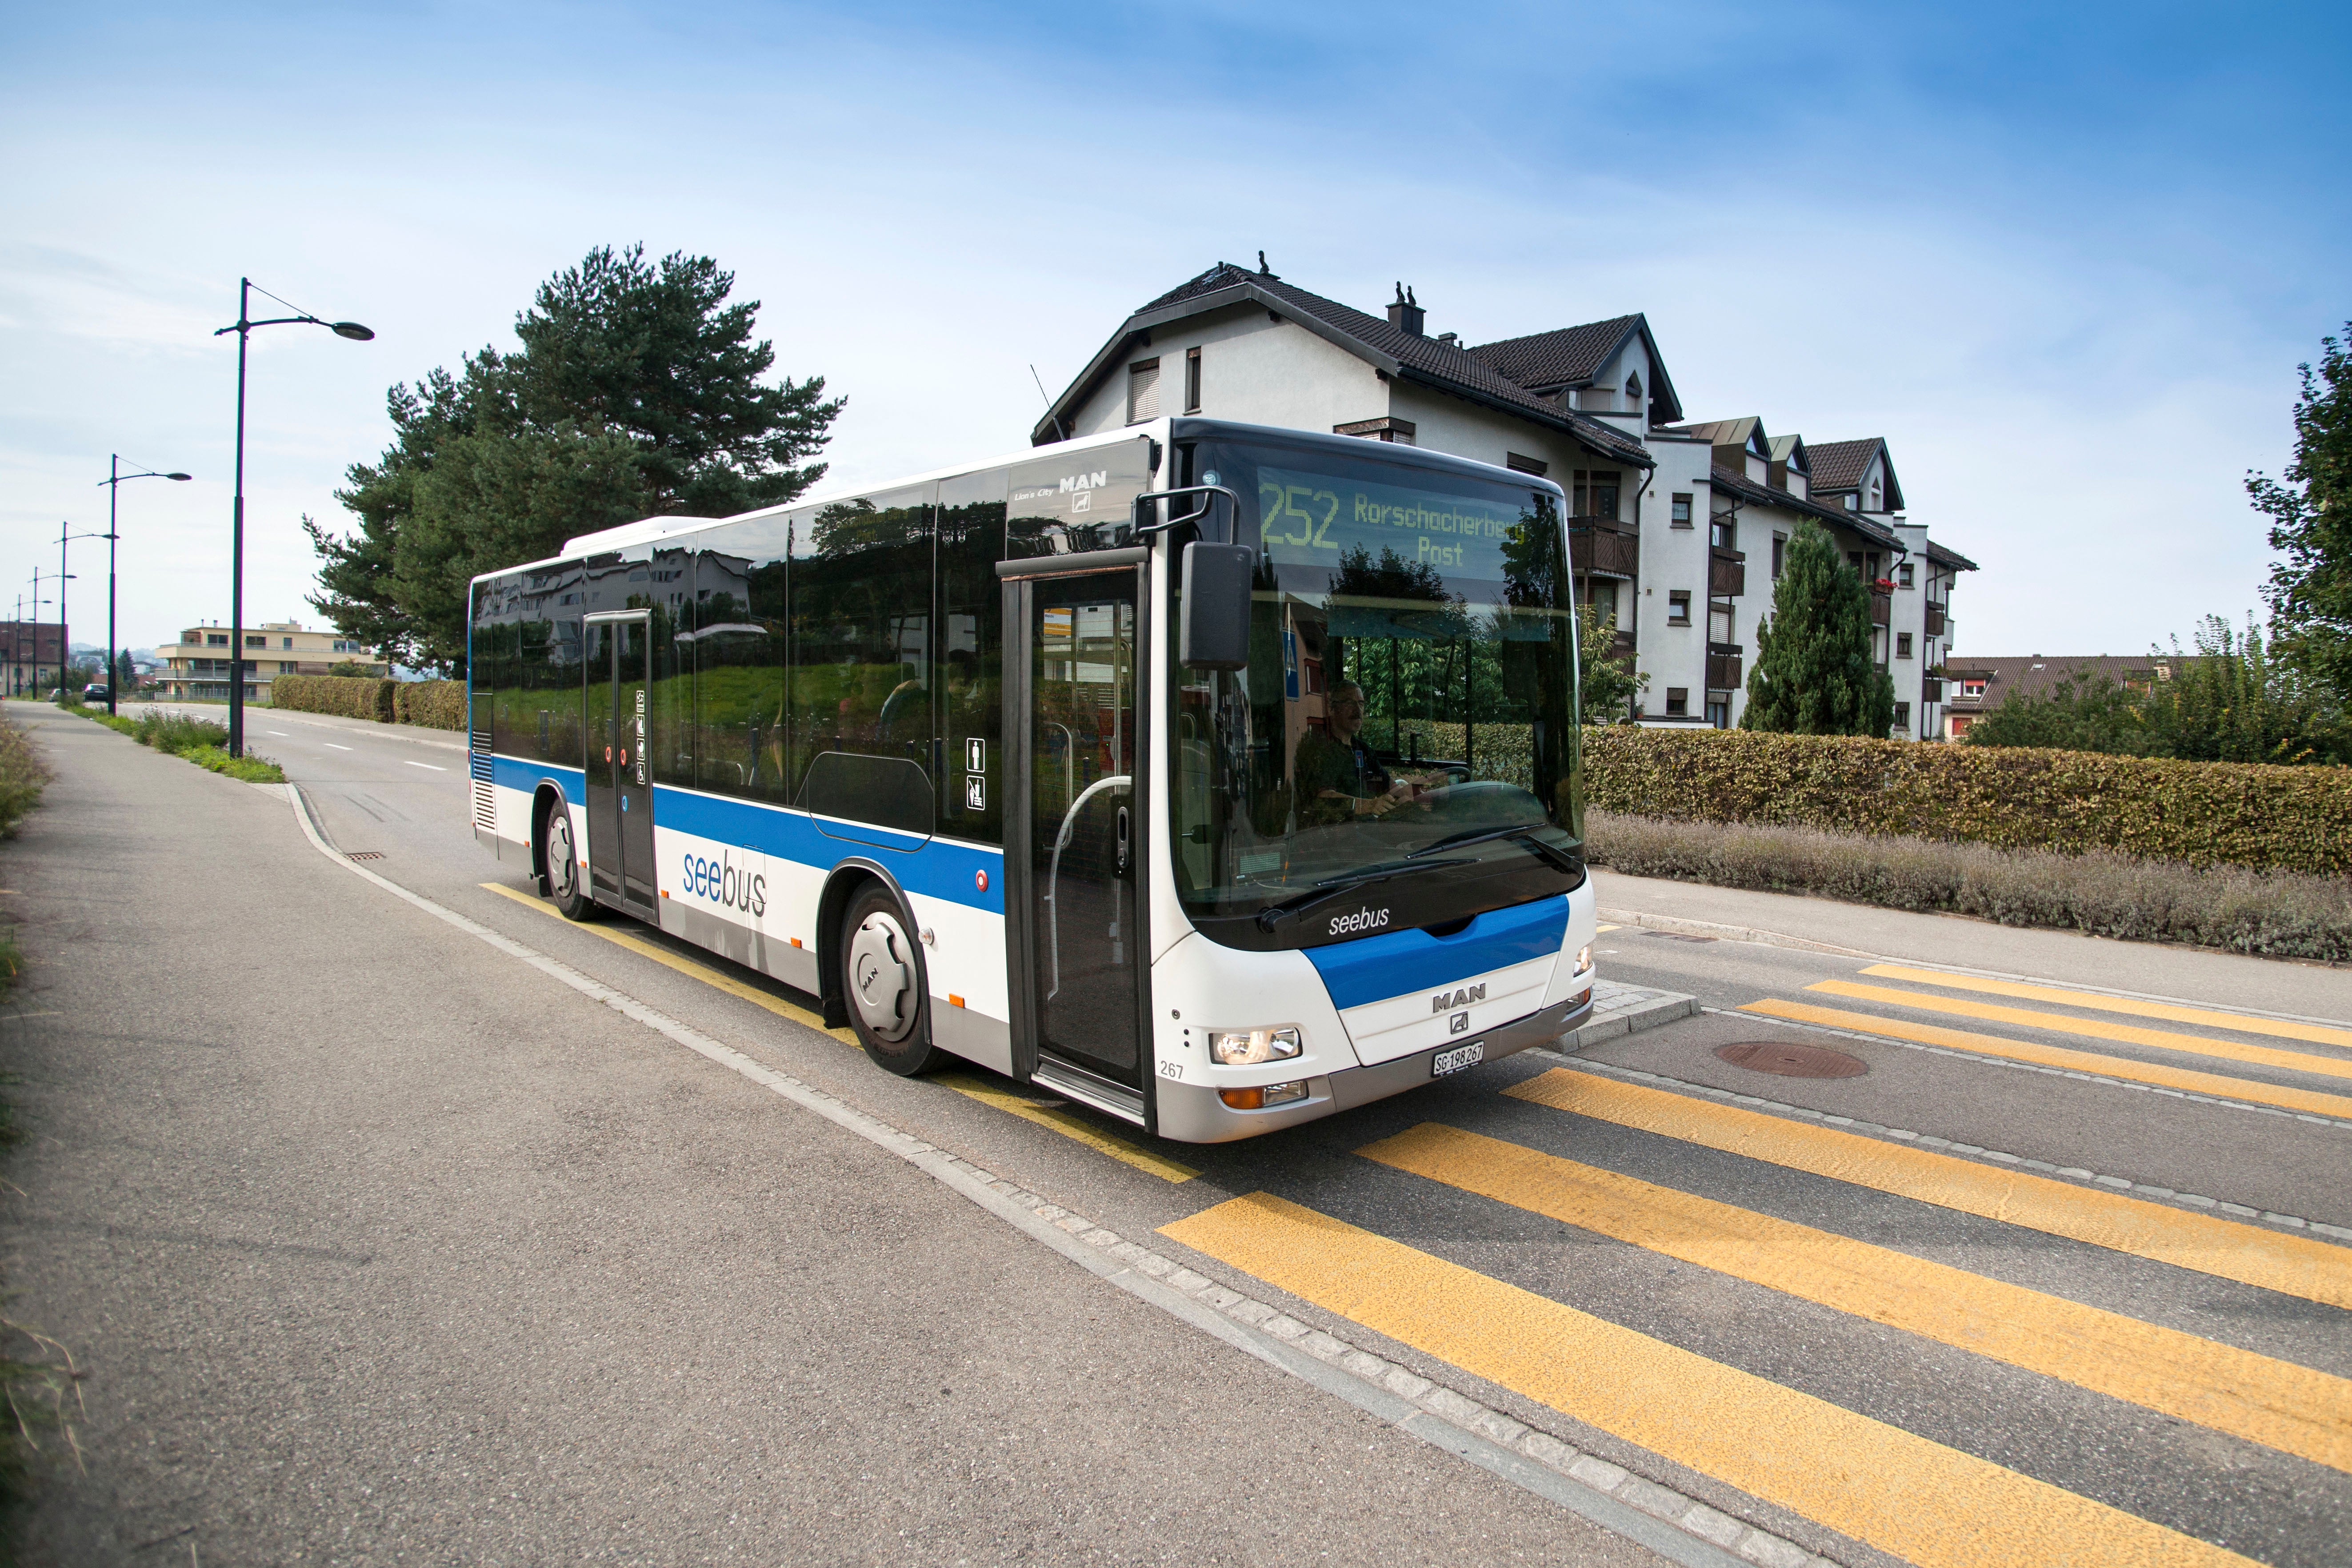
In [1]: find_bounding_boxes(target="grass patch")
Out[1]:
[73,708,286,783]
[0,724,45,839]
[1586,808,2352,963]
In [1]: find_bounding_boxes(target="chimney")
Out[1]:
[1387,283,1424,338]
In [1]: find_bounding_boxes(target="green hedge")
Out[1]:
[393,680,466,730]
[1581,727,2352,877]
[272,674,392,721]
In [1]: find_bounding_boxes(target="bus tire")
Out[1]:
[543,800,596,922]
[840,884,938,1076]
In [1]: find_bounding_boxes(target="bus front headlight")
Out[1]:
[1210,1026,1302,1065]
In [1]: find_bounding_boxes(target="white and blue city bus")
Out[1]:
[468,418,1597,1141]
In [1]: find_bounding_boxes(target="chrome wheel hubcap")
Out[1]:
[548,815,576,899]
[849,912,918,1042]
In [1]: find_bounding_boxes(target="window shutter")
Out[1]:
[1128,359,1161,423]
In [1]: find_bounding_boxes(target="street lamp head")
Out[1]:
[330,321,375,341]
[166,472,192,481]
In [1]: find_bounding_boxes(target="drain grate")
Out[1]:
[346,851,385,862]
[1715,1040,1867,1078]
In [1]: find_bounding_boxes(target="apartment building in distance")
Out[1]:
[155,620,388,701]
[1,622,69,695]
[1036,260,1976,735]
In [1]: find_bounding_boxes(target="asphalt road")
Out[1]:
[6,700,2348,1568]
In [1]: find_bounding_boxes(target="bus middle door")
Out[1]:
[584,611,658,915]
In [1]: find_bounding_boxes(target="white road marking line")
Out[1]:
[267,730,290,736]
[277,782,1741,1568]
[403,761,446,771]
[324,742,352,750]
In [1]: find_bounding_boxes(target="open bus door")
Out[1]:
[999,552,1151,1126]
[583,611,658,917]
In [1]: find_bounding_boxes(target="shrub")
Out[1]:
[1581,726,2352,876]
[1586,809,2352,963]
[273,674,394,722]
[393,680,466,730]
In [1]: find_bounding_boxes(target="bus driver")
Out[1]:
[1295,681,1418,825]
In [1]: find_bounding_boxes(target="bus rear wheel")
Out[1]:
[543,803,595,922]
[841,885,938,1076]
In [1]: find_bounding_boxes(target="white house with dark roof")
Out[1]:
[1038,260,1975,734]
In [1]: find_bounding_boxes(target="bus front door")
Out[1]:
[584,612,658,915]
[1003,560,1148,1119]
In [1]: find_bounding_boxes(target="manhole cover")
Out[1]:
[1714,1041,1868,1078]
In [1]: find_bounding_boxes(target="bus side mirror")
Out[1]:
[1181,542,1254,671]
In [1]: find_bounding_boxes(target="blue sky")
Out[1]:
[2,0,2346,654]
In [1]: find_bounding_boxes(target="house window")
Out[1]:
[1896,633,1913,659]
[245,634,265,648]
[1506,453,1548,477]
[1772,535,1786,578]
[207,634,228,646]
[1706,699,1729,730]
[1950,714,1973,736]
[1668,591,1691,625]
[1572,471,1620,519]
[1962,679,1988,698]
[1868,478,1884,511]
[279,661,297,674]
[1127,358,1161,423]
[1665,687,1688,716]
[1184,347,1202,413]
[1670,493,1692,527]
[1710,519,1736,551]
[1898,563,1915,588]
[1894,701,1912,731]
[1624,372,1642,411]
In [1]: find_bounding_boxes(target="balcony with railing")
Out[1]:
[1568,518,1640,578]
[1868,588,1892,627]
[1924,600,1946,637]
[1708,549,1746,598]
[1706,644,1743,692]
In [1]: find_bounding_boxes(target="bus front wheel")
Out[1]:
[544,804,596,922]
[841,884,938,1076]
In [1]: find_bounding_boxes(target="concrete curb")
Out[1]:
[1561,981,1700,1051]
[1599,907,1879,959]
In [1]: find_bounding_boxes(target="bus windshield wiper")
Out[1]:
[1251,857,1473,934]
[1405,824,1582,874]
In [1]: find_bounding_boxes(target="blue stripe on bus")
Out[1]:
[490,754,1004,915]
[1304,894,1569,1011]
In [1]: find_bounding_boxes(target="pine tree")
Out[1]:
[1741,519,1886,735]
[306,245,843,674]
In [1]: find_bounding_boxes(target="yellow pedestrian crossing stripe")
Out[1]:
[1745,997,2352,1121]
[935,1073,1200,1183]
[1503,1069,2352,1309]
[1358,1122,2352,1472]
[1810,978,2352,1084]
[1163,1193,2257,1568]
[1858,964,2352,1050]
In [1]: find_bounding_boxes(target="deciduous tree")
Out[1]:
[2251,324,2352,700]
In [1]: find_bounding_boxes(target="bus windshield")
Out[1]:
[1170,434,1583,940]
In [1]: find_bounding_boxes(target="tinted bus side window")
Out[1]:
[693,516,791,801]
[936,469,1006,843]
[647,545,695,788]
[789,485,937,834]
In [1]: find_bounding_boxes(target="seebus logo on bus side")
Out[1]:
[681,849,765,918]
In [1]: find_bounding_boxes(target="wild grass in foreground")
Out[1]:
[0,882,84,1513]
[1586,808,2352,963]
[79,708,286,784]
[0,725,45,839]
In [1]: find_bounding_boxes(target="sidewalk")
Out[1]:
[1591,867,2348,1020]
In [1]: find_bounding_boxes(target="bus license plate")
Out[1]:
[1432,1041,1484,1077]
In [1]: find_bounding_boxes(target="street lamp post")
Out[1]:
[95,457,192,714]
[215,278,372,756]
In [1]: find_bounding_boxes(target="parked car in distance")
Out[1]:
[81,683,111,705]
